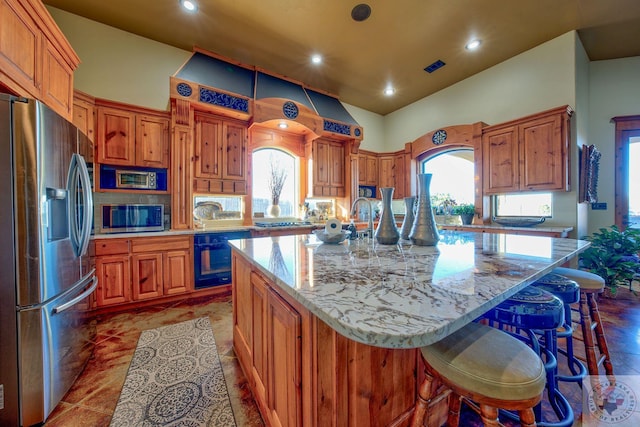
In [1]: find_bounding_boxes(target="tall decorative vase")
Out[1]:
[409,174,440,246]
[375,187,400,245]
[400,196,416,240]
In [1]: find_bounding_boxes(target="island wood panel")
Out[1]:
[232,251,448,427]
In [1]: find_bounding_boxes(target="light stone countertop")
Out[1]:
[229,231,590,349]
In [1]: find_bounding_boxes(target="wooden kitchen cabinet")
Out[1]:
[72,90,95,149]
[358,152,378,186]
[0,0,78,120]
[376,152,406,198]
[266,288,302,427]
[308,138,345,197]
[96,103,170,168]
[95,238,131,306]
[482,105,572,194]
[94,235,192,309]
[193,111,248,195]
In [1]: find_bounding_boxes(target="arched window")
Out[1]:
[421,150,475,209]
[252,148,298,218]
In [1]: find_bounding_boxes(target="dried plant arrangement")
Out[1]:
[268,157,287,205]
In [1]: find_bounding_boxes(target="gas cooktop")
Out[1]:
[254,221,313,228]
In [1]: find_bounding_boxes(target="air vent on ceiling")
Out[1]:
[424,60,446,73]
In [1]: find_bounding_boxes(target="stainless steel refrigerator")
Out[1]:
[0,94,97,426]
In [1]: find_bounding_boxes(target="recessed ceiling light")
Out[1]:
[465,39,481,50]
[181,0,198,12]
[311,54,322,65]
[383,86,395,96]
[278,122,288,129]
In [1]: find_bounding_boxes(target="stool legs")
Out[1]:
[579,291,614,379]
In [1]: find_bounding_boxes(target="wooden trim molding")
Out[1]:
[612,115,640,230]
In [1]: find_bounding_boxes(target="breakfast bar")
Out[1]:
[230,231,589,426]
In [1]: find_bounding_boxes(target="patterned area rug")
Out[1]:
[110,317,237,426]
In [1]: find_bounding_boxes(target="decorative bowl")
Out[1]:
[493,216,546,227]
[313,229,350,244]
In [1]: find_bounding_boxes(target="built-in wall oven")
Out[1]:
[194,231,251,288]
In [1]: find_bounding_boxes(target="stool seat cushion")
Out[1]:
[421,322,546,402]
[532,273,580,304]
[552,267,604,291]
[486,286,565,330]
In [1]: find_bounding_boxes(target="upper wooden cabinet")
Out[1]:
[0,0,78,120]
[96,103,170,168]
[358,150,407,199]
[482,105,572,194]
[358,151,378,186]
[308,138,345,197]
[193,111,248,195]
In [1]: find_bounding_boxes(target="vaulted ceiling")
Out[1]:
[43,0,640,115]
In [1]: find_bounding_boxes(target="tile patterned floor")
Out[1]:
[44,286,640,426]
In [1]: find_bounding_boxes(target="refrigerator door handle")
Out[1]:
[66,153,93,257]
[76,154,93,257]
[51,273,97,314]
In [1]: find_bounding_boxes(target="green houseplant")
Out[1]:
[452,204,475,225]
[579,225,640,296]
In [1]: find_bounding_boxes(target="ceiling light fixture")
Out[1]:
[384,86,395,96]
[278,122,288,129]
[465,39,482,50]
[180,0,198,12]
[311,54,322,65]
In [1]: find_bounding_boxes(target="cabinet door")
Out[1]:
[73,97,95,145]
[267,289,301,427]
[41,38,73,119]
[393,153,406,198]
[223,122,247,181]
[482,125,519,194]
[519,114,565,191]
[131,252,163,300]
[232,254,253,372]
[365,155,378,186]
[97,107,136,166]
[136,115,169,168]
[251,272,268,404]
[163,249,191,295]
[95,254,131,306]
[378,156,395,190]
[328,142,345,189]
[0,0,40,96]
[194,115,223,178]
[313,140,330,188]
[358,155,367,184]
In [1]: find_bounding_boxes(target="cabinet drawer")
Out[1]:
[95,239,130,255]
[131,236,191,253]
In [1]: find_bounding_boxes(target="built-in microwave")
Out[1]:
[101,204,165,233]
[99,164,168,191]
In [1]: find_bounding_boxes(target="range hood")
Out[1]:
[171,50,362,140]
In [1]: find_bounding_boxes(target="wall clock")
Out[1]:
[432,129,447,145]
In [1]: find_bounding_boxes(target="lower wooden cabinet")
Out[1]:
[94,235,193,309]
[232,251,424,427]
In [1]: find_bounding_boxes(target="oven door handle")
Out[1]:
[195,242,229,250]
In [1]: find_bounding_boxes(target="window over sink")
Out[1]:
[252,148,299,218]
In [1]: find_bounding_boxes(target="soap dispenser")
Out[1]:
[347,219,358,240]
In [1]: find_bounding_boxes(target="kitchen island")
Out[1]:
[230,231,589,427]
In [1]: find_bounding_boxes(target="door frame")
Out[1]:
[612,115,640,229]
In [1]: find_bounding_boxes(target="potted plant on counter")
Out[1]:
[579,225,640,297]
[452,204,476,225]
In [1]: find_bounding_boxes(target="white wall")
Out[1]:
[47,7,190,111]
[343,104,385,151]
[383,32,577,150]
[588,56,640,233]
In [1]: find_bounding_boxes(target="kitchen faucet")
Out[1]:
[350,197,374,238]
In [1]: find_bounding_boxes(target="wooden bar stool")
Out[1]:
[410,322,546,427]
[552,267,614,379]
[485,286,573,426]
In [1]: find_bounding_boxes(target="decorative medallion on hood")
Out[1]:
[283,101,299,119]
